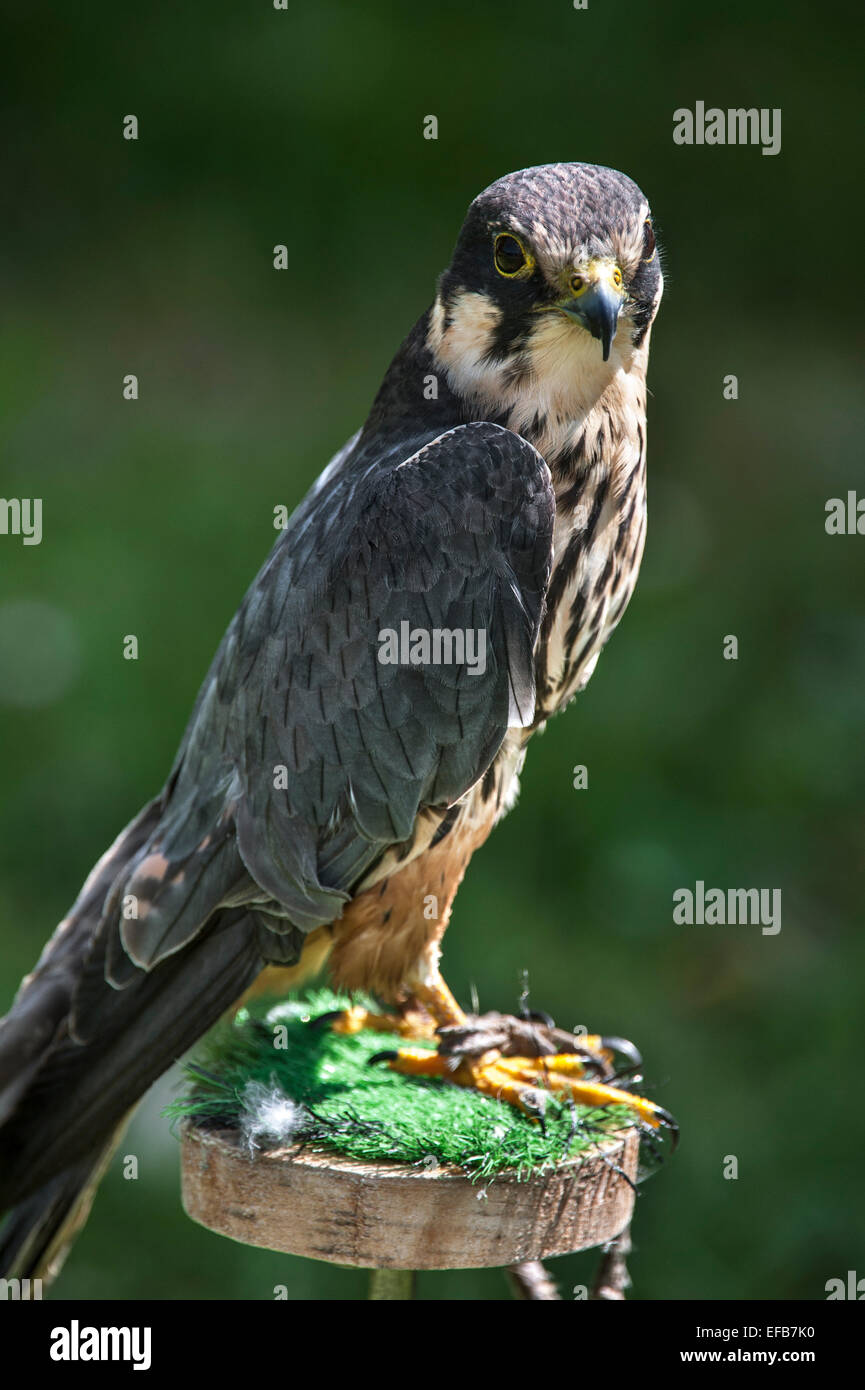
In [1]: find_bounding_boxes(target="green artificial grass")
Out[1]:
[166,988,645,1182]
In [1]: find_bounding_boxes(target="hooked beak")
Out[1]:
[557,263,625,361]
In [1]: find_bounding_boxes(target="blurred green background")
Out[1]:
[1,0,862,1300]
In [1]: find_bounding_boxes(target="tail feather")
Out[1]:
[0,798,163,1127]
[0,907,262,1212]
[0,797,268,1282]
[0,1126,125,1282]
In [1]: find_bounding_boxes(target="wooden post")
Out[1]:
[590,1222,633,1300]
[368,1269,416,1300]
[181,1120,640,1286]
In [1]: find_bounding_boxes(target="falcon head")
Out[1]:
[428,163,662,421]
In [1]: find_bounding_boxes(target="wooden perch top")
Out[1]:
[181,1121,639,1270]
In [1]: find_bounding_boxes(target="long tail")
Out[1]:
[0,1125,126,1281]
[0,798,264,1282]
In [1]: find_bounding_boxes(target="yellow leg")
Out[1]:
[405,975,466,1028]
[328,1004,438,1041]
[322,967,465,1040]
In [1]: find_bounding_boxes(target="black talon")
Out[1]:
[599,1035,643,1070]
[517,974,555,1028]
[525,1008,557,1029]
[309,1008,347,1030]
[367,1050,400,1067]
[652,1105,680,1152]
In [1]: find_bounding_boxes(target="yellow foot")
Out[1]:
[483,1052,672,1132]
[370,1026,678,1145]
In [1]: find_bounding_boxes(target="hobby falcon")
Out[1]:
[0,162,666,1280]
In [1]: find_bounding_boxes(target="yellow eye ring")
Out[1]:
[611,266,623,288]
[494,232,534,278]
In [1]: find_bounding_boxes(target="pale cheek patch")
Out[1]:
[428,290,514,403]
[436,291,501,364]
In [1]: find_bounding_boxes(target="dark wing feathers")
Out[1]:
[197,420,554,925]
[7,423,554,1068]
[133,423,551,971]
[8,420,554,1038]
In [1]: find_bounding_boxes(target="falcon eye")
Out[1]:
[643,219,656,260]
[494,232,531,278]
